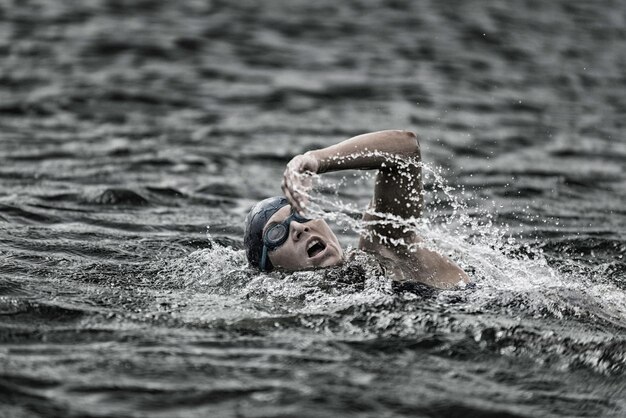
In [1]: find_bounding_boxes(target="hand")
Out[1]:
[281,152,320,215]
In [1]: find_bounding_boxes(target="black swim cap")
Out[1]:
[243,196,289,271]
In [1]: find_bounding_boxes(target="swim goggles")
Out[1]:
[259,210,311,271]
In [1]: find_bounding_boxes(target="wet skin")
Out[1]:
[269,130,469,288]
[264,205,343,270]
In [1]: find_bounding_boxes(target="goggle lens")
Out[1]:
[266,224,287,244]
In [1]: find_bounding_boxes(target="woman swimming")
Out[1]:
[243,130,469,289]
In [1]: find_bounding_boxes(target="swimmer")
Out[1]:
[243,130,469,289]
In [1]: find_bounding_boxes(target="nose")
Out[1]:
[290,221,309,241]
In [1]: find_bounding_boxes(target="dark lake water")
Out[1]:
[1,1,625,417]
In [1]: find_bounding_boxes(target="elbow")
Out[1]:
[398,130,420,158]
[403,130,417,139]
[392,129,416,139]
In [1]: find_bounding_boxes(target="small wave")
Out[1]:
[89,188,149,206]
[0,203,62,224]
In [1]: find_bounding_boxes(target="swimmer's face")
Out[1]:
[264,205,343,271]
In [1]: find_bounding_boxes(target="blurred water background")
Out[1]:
[1,1,625,417]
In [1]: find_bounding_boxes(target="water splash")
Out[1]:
[145,180,626,376]
[152,152,625,340]
[283,153,626,325]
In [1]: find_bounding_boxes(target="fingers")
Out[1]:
[281,168,299,213]
[282,174,305,214]
[281,164,311,216]
[281,153,320,215]
[281,177,301,214]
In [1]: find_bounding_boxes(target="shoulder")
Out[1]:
[343,248,384,273]
[346,248,410,282]
[354,244,470,289]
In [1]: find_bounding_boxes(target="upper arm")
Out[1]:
[359,131,423,250]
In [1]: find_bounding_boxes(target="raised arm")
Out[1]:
[282,130,423,242]
[283,130,469,287]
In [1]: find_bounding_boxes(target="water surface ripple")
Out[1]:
[1,1,625,417]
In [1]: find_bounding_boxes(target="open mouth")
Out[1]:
[306,239,327,258]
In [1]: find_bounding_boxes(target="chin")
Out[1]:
[317,247,343,268]
[319,258,342,268]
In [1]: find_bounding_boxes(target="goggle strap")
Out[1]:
[259,245,269,271]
